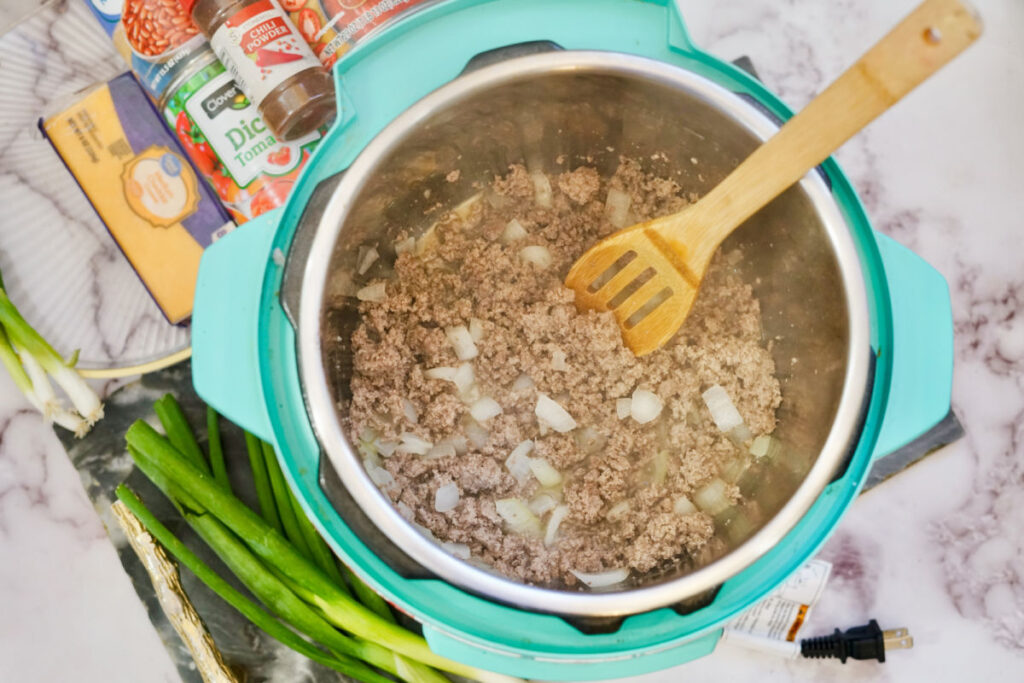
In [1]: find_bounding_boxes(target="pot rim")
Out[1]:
[297,50,872,617]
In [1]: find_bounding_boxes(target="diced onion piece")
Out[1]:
[466,420,489,448]
[520,245,553,269]
[535,394,577,433]
[394,236,416,254]
[529,493,557,516]
[616,398,631,420]
[452,192,482,221]
[470,397,502,423]
[512,374,534,391]
[630,388,663,424]
[528,457,562,487]
[445,325,479,360]
[357,246,379,275]
[397,432,433,455]
[605,187,632,228]
[396,501,414,521]
[649,451,669,486]
[366,462,395,489]
[356,282,386,302]
[486,189,508,210]
[434,483,460,512]
[425,440,458,459]
[545,504,569,546]
[425,366,457,382]
[570,568,629,589]
[505,440,535,486]
[606,500,631,521]
[356,436,378,460]
[551,348,568,371]
[702,384,744,433]
[450,436,468,455]
[531,171,553,208]
[453,363,475,394]
[468,317,485,343]
[401,398,419,424]
[730,423,753,444]
[538,422,550,437]
[413,224,439,256]
[749,435,773,458]
[441,541,471,560]
[574,426,604,453]
[377,440,398,457]
[673,496,697,515]
[502,218,528,243]
[495,498,542,538]
[720,454,750,484]
[694,478,731,515]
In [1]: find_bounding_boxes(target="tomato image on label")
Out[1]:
[280,0,306,10]
[296,8,321,44]
[174,111,218,176]
[266,147,292,166]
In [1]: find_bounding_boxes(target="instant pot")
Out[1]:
[191,0,953,678]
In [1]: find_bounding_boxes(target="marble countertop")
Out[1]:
[1,0,1022,680]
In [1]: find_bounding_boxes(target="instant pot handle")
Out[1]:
[870,233,954,459]
[192,210,281,441]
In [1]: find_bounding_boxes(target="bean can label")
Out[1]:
[277,0,430,68]
[210,0,322,105]
[163,57,322,222]
[83,0,208,103]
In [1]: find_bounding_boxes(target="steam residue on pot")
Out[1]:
[330,159,782,589]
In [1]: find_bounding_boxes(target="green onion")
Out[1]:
[0,284,102,425]
[127,436,442,683]
[205,407,230,492]
[126,420,520,683]
[344,566,395,623]
[114,485,390,683]
[285,480,348,587]
[244,430,282,533]
[260,439,315,560]
[154,394,207,474]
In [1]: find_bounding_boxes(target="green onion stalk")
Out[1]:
[0,271,102,435]
[125,395,521,683]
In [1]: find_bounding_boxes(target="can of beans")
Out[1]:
[158,45,324,222]
[277,0,433,68]
[84,0,210,103]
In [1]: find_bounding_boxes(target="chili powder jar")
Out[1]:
[181,0,336,141]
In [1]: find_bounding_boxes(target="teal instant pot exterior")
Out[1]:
[191,0,954,678]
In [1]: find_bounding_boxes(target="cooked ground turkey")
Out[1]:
[338,159,781,588]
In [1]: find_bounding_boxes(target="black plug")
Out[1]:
[800,619,913,663]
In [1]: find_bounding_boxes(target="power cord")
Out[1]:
[720,620,913,663]
[800,619,913,663]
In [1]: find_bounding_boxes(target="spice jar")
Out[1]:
[158,45,324,223]
[180,0,336,141]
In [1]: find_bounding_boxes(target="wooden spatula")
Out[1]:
[566,0,981,356]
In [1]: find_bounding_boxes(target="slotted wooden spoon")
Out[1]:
[566,0,981,356]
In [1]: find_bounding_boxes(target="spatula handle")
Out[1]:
[681,0,981,255]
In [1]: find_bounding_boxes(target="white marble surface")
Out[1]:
[1,0,1023,681]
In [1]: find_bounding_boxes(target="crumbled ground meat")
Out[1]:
[337,159,781,588]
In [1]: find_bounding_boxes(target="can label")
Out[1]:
[82,0,207,103]
[277,0,429,68]
[163,59,321,222]
[210,0,322,105]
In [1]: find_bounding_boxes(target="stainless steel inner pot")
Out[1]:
[297,51,871,617]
